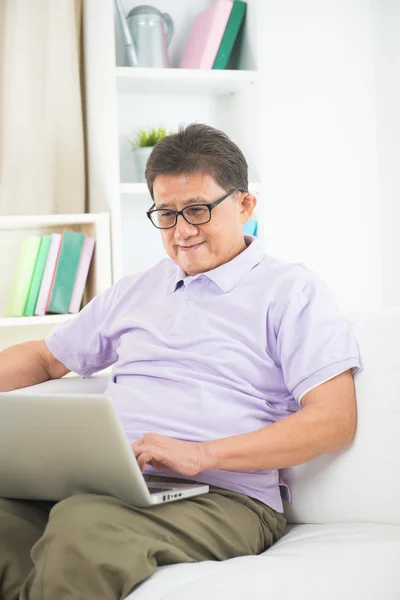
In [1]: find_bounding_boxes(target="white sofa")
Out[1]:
[14,308,400,599]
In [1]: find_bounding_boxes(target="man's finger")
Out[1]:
[132,445,143,458]
[137,451,152,472]
[131,438,144,449]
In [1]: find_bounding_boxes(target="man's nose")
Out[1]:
[174,213,198,238]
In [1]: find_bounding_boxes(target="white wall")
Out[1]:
[257,0,400,313]
[374,0,400,308]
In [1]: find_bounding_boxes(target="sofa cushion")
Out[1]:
[281,308,400,525]
[126,522,400,599]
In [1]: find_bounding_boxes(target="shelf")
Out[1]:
[119,182,262,195]
[0,314,73,328]
[0,213,111,344]
[0,213,106,231]
[116,67,258,96]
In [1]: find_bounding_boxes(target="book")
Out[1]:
[35,233,63,316]
[5,236,42,317]
[23,235,52,316]
[47,231,85,314]
[180,0,233,70]
[213,0,247,69]
[68,236,96,313]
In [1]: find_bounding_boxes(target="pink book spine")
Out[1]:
[34,233,62,316]
[180,0,233,69]
[68,236,96,313]
[45,233,63,313]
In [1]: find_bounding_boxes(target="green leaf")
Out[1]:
[129,126,170,148]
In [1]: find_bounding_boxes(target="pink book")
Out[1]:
[34,233,62,316]
[45,233,64,313]
[68,236,96,313]
[180,0,233,69]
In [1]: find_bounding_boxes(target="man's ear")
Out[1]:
[239,192,257,223]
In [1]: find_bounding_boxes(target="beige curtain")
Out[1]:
[0,0,86,215]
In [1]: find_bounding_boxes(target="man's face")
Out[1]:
[152,172,255,276]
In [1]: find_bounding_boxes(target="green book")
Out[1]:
[6,236,42,317]
[23,235,52,316]
[212,0,247,70]
[47,231,85,314]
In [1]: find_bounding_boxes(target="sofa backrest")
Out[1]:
[282,308,400,525]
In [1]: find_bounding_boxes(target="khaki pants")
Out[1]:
[0,476,286,600]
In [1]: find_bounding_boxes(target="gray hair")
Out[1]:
[145,123,248,200]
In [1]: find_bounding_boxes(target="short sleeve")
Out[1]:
[45,277,127,377]
[276,278,362,405]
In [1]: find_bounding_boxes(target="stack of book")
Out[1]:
[180,0,247,70]
[6,231,95,317]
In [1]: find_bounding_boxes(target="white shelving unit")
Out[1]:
[0,212,112,348]
[0,314,72,328]
[116,66,259,95]
[83,0,263,281]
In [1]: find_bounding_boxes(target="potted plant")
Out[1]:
[129,127,168,183]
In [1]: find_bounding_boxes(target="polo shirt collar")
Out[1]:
[168,236,263,293]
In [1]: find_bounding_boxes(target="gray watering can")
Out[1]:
[127,5,174,68]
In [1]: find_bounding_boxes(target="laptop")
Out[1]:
[0,392,209,507]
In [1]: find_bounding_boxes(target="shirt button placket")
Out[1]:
[170,279,201,336]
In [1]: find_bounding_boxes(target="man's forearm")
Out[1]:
[200,401,355,472]
[0,341,50,392]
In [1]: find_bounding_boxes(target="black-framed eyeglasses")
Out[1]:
[146,187,247,230]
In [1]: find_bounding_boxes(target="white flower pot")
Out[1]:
[132,146,154,183]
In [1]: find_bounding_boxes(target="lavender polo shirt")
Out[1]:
[45,236,361,513]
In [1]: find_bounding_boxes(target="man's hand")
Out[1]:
[131,433,204,477]
[131,370,356,475]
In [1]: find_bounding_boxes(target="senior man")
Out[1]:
[0,123,361,600]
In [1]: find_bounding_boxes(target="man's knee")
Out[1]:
[44,493,128,546]
[46,493,107,533]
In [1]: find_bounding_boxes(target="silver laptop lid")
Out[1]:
[0,393,154,506]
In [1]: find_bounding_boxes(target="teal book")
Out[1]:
[212,0,247,70]
[6,236,42,317]
[47,231,85,314]
[24,235,52,316]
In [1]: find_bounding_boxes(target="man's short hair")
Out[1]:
[145,123,248,200]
